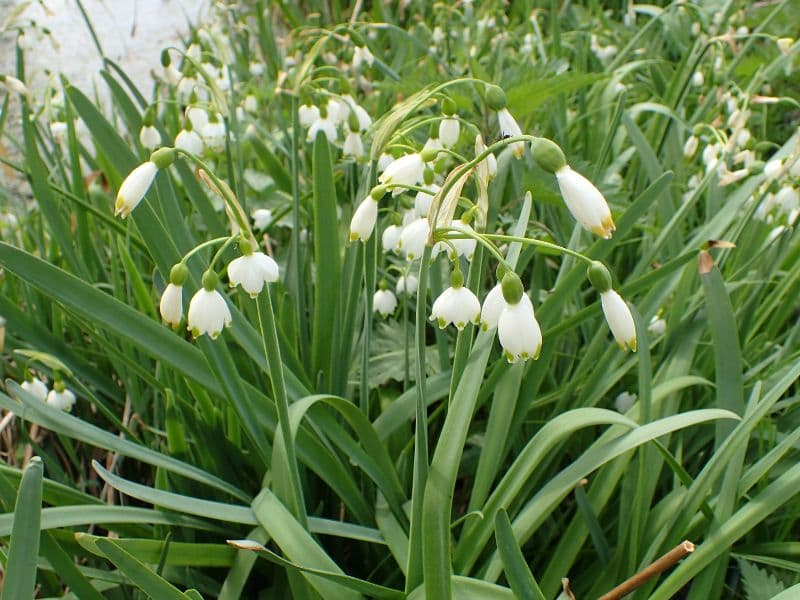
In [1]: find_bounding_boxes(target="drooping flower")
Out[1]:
[298,103,321,128]
[497,108,525,158]
[379,153,425,193]
[47,384,76,411]
[399,217,430,260]
[430,276,481,330]
[352,45,375,70]
[480,284,505,331]
[174,126,204,155]
[350,196,379,242]
[202,118,227,153]
[115,161,158,218]
[440,117,460,148]
[600,290,637,351]
[683,135,699,159]
[21,377,48,401]
[414,184,440,217]
[160,283,183,327]
[186,106,209,131]
[555,165,615,239]
[343,129,364,158]
[140,124,161,150]
[373,287,397,317]
[615,391,637,413]
[446,218,477,260]
[0,74,29,96]
[228,250,280,297]
[188,270,232,339]
[377,152,394,173]
[342,95,372,131]
[307,114,338,143]
[396,274,419,296]
[382,224,403,253]
[498,298,542,362]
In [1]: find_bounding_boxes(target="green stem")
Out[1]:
[405,244,432,593]
[289,96,310,369]
[179,236,233,264]
[481,233,593,264]
[256,290,307,527]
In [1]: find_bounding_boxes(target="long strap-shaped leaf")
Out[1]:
[2,457,43,600]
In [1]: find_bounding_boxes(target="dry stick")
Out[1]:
[599,541,696,600]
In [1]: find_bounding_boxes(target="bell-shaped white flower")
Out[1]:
[430,279,481,330]
[50,121,68,145]
[228,251,280,297]
[480,284,505,330]
[400,217,430,260]
[308,116,338,143]
[0,74,28,96]
[415,184,440,217]
[498,299,542,362]
[683,135,699,159]
[555,165,615,239]
[343,130,364,158]
[342,95,372,131]
[159,283,184,327]
[350,196,378,242]
[243,94,258,113]
[600,290,637,351]
[252,208,273,230]
[373,288,397,317]
[353,45,375,69]
[396,274,419,296]
[763,159,783,180]
[327,99,349,125]
[162,64,181,86]
[188,270,232,339]
[21,378,48,401]
[175,128,204,155]
[186,106,209,131]
[382,224,402,253]
[202,120,227,153]
[647,315,666,336]
[377,152,394,173]
[615,391,637,413]
[115,161,158,218]
[497,108,524,158]
[776,186,799,214]
[47,386,76,411]
[139,125,161,150]
[379,153,425,193]
[439,117,460,148]
[446,219,477,260]
[299,103,321,128]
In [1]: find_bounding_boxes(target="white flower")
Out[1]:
[327,99,349,125]
[431,285,481,329]
[186,106,209,131]
[115,161,158,218]
[252,208,273,230]
[555,165,615,239]
[497,108,524,158]
[343,130,364,158]
[498,300,542,362]
[188,289,232,338]
[601,290,637,351]
[21,378,48,401]
[373,289,397,317]
[775,186,799,213]
[702,142,722,173]
[243,95,258,113]
[342,95,372,130]
[159,283,184,327]
[308,116,338,143]
[50,121,68,145]
[162,65,181,86]
[414,184,440,217]
[382,224,402,253]
[379,153,425,193]
[47,388,77,411]
[228,252,279,297]
[439,118,460,148]
[480,284,505,330]
[377,152,394,173]
[446,219,477,260]
[177,77,198,104]
[249,62,266,76]
[350,197,378,242]
[615,391,637,413]
[423,136,443,157]
[763,159,783,180]
[175,129,204,155]
[353,45,375,69]
[299,103,321,128]
[0,75,28,96]
[719,167,749,187]
[683,135,698,159]
[400,217,430,260]
[691,71,704,87]
[647,315,666,336]
[201,120,227,153]
[396,274,419,296]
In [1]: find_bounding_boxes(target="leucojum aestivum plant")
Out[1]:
[1,2,800,599]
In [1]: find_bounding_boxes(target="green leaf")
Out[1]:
[507,73,607,118]
[2,457,43,600]
[75,534,237,567]
[494,509,546,600]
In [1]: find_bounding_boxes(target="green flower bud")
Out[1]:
[150,147,176,169]
[169,262,189,286]
[501,272,524,305]
[587,261,612,293]
[442,96,457,116]
[420,147,440,163]
[201,269,219,291]
[484,84,507,111]
[531,138,567,173]
[160,49,171,67]
[350,31,366,47]
[370,184,389,200]
[451,269,465,288]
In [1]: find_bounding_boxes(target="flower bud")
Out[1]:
[484,84,507,111]
[169,263,189,286]
[150,147,176,169]
[500,271,524,304]
[587,261,613,293]
[531,138,567,173]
